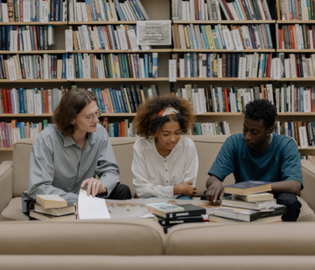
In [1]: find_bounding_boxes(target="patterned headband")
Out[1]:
[156,107,179,117]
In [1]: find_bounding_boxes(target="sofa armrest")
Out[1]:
[301,160,315,212]
[0,161,13,220]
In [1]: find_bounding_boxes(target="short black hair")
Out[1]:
[243,99,278,129]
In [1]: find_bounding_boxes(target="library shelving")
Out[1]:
[1,0,315,161]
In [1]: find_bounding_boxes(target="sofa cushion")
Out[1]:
[12,138,34,197]
[165,222,315,255]
[1,197,29,221]
[297,196,315,221]
[0,219,164,255]
[1,255,315,270]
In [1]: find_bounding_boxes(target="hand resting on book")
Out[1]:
[206,175,224,205]
[81,178,107,197]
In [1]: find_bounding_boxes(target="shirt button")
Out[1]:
[166,181,168,183]
[164,160,166,162]
[165,170,167,171]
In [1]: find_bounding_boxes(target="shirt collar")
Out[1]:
[63,131,96,147]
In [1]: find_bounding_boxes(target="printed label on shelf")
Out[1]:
[65,29,73,52]
[299,126,309,149]
[127,29,140,52]
[169,59,177,82]
[23,1,31,22]
[40,0,48,23]
[10,31,18,53]
[7,58,17,81]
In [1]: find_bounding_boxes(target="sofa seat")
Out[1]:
[1,197,28,221]
[1,256,315,270]
[2,196,315,222]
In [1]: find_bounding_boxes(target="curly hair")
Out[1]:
[133,94,195,137]
[243,99,278,128]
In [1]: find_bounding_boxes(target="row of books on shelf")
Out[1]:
[172,83,315,114]
[0,54,59,80]
[3,25,55,52]
[274,120,315,148]
[69,0,149,22]
[71,24,149,51]
[0,88,63,114]
[278,24,315,50]
[0,85,157,114]
[172,0,272,21]
[281,53,315,78]
[0,0,67,22]
[172,52,273,79]
[0,120,48,148]
[194,121,230,136]
[279,0,315,21]
[101,118,136,137]
[0,52,159,80]
[173,23,273,50]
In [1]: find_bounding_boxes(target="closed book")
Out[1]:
[224,180,272,196]
[34,203,75,216]
[232,192,274,202]
[221,195,276,210]
[154,215,203,226]
[147,203,206,219]
[213,204,286,222]
[30,210,76,221]
[209,214,282,224]
[36,194,68,209]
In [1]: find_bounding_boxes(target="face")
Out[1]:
[243,118,272,150]
[71,101,100,134]
[155,120,182,151]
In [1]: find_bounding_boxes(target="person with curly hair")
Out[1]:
[202,99,303,221]
[132,94,198,199]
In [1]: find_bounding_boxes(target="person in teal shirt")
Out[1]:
[203,99,303,221]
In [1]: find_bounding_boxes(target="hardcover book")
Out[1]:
[224,180,272,196]
[36,194,68,209]
[221,195,276,210]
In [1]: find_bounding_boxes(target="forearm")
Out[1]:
[271,180,302,195]
[206,175,222,189]
[174,185,183,195]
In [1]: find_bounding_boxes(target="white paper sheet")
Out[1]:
[78,189,111,220]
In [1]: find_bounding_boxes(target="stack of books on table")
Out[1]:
[29,195,76,221]
[209,181,286,224]
[147,203,206,233]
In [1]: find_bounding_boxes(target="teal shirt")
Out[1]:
[22,124,120,213]
[209,132,303,188]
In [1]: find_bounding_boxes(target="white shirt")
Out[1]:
[132,136,199,198]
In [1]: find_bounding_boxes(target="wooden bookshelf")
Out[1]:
[173,49,275,53]
[72,78,169,82]
[72,49,172,53]
[176,78,275,81]
[0,22,67,25]
[277,20,315,24]
[173,20,276,24]
[0,79,68,82]
[1,50,67,54]
[69,21,137,25]
[277,50,315,53]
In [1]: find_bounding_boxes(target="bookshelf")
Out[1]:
[0,0,315,162]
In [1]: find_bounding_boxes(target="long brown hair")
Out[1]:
[52,88,97,137]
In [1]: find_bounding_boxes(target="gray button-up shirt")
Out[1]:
[22,123,120,213]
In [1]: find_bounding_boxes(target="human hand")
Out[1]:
[180,181,197,198]
[206,178,224,205]
[81,178,107,197]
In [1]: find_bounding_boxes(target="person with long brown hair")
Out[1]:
[132,94,198,199]
[22,88,131,215]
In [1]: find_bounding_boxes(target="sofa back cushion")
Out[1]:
[165,222,315,255]
[12,138,35,197]
[0,219,164,255]
[12,136,233,198]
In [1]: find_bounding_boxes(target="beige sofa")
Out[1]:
[1,219,315,269]
[1,135,315,221]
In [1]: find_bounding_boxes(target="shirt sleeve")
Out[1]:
[26,135,78,207]
[95,128,120,197]
[132,144,174,199]
[208,136,236,181]
[183,142,198,186]
[280,138,304,189]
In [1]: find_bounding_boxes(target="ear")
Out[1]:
[266,126,274,135]
[71,117,76,125]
